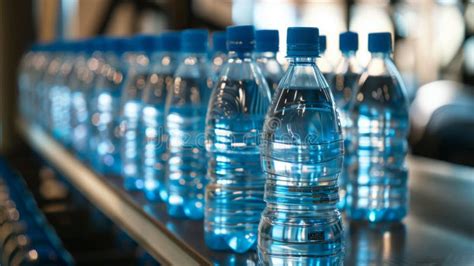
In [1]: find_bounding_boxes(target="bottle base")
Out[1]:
[167,198,204,220]
[204,230,257,253]
[258,250,344,266]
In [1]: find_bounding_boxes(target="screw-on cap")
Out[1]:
[133,34,161,53]
[104,37,130,55]
[226,25,255,52]
[368,32,392,53]
[90,37,107,52]
[161,32,181,52]
[339,31,358,52]
[256,29,279,52]
[286,27,319,57]
[212,31,227,52]
[181,29,208,53]
[319,35,327,53]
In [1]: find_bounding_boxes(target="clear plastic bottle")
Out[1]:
[205,25,271,253]
[69,40,95,159]
[332,31,364,210]
[255,29,284,92]
[258,27,344,264]
[141,32,181,202]
[318,35,335,88]
[119,35,155,190]
[26,44,50,124]
[347,32,409,222]
[50,41,75,146]
[42,41,69,134]
[88,37,128,174]
[210,31,227,79]
[18,45,36,121]
[164,29,211,219]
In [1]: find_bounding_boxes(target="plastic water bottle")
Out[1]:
[26,44,49,124]
[205,25,271,253]
[41,42,65,133]
[347,32,409,222]
[165,29,211,219]
[255,29,284,92]
[89,37,128,174]
[318,35,335,86]
[69,40,94,159]
[119,35,155,190]
[51,41,75,145]
[141,32,181,202]
[18,45,36,121]
[87,38,109,165]
[258,27,344,264]
[332,31,364,210]
[210,31,227,79]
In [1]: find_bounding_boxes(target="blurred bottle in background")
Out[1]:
[332,31,364,210]
[141,32,181,202]
[88,38,128,174]
[87,38,108,168]
[258,27,344,265]
[205,25,271,253]
[119,35,155,190]
[40,42,65,132]
[165,29,211,219]
[69,40,95,160]
[255,30,284,93]
[49,41,75,146]
[348,32,409,222]
[318,35,335,89]
[209,31,227,80]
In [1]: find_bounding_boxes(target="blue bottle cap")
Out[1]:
[286,27,319,57]
[161,31,181,52]
[91,37,107,52]
[368,32,392,53]
[319,35,327,53]
[339,31,358,52]
[255,29,279,52]
[104,37,127,55]
[212,31,227,53]
[133,34,161,53]
[226,25,255,52]
[181,29,208,53]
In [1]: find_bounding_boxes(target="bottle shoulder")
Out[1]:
[353,58,409,110]
[334,56,364,75]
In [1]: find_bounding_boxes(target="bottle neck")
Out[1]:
[371,52,391,59]
[255,51,277,59]
[342,51,357,58]
[287,57,317,65]
[228,50,253,60]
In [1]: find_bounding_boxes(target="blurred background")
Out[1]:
[0,0,473,165]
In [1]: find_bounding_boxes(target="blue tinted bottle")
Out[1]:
[89,37,128,174]
[318,35,335,87]
[141,32,181,202]
[120,35,156,190]
[210,31,227,79]
[165,29,211,219]
[205,25,271,253]
[255,30,284,92]
[258,27,344,265]
[69,40,94,159]
[347,32,409,222]
[332,31,364,210]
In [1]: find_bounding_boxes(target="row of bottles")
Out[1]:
[17,25,409,263]
[0,160,73,265]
